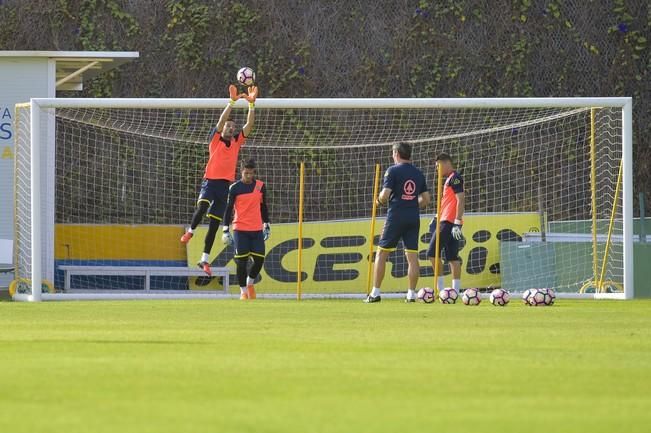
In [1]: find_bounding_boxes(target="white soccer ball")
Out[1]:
[542,288,556,305]
[237,67,256,86]
[439,287,458,304]
[417,287,435,304]
[522,288,534,305]
[461,288,481,306]
[528,289,548,306]
[490,288,510,306]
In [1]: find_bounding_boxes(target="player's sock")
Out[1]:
[246,276,255,286]
[407,288,416,299]
[437,276,445,291]
[452,279,461,291]
[188,228,194,234]
[240,286,247,294]
[201,252,210,263]
[370,287,381,297]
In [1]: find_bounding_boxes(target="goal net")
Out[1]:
[12,98,633,301]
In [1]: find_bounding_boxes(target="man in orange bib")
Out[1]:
[180,85,258,276]
[221,159,270,300]
[427,153,465,293]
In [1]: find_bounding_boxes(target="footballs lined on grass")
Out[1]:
[462,288,481,305]
[417,287,435,303]
[237,67,255,86]
[439,287,458,304]
[490,288,510,306]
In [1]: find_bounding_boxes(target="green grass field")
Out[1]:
[1,299,650,433]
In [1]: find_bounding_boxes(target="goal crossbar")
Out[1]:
[31,97,632,109]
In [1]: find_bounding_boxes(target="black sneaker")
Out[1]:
[364,295,381,303]
[405,297,416,303]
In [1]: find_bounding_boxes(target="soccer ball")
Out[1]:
[541,288,556,305]
[489,288,510,306]
[237,67,255,86]
[439,287,458,304]
[461,288,481,306]
[417,287,435,303]
[522,288,534,305]
[528,289,551,306]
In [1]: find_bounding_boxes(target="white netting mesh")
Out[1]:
[13,101,624,297]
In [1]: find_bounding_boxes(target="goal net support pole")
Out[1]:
[598,160,624,293]
[30,100,42,302]
[622,100,634,299]
[590,108,599,288]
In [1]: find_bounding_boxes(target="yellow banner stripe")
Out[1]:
[55,225,185,260]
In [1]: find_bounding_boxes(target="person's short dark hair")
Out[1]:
[392,142,412,160]
[242,159,256,170]
[436,153,453,163]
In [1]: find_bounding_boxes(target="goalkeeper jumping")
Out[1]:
[221,159,271,300]
[181,85,258,276]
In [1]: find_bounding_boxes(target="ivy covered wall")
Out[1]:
[1,0,648,212]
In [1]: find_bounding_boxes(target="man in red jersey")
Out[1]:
[181,84,258,276]
[427,153,465,294]
[222,159,271,300]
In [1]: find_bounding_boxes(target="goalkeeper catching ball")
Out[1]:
[180,84,258,276]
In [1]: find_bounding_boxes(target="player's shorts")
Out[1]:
[427,220,461,262]
[198,179,230,221]
[233,230,265,259]
[378,216,420,252]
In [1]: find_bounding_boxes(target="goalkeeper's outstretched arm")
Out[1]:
[216,105,234,133]
[216,85,242,133]
[242,86,258,137]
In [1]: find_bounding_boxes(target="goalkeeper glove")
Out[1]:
[244,86,258,104]
[452,219,463,240]
[263,223,271,241]
[228,85,246,106]
[222,226,234,246]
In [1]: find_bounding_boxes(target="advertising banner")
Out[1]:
[187,213,540,293]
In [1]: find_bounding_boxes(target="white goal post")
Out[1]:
[13,97,634,301]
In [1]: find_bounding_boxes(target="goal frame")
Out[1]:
[15,97,634,301]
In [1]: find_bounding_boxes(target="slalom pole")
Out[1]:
[433,161,444,298]
[297,162,305,301]
[366,164,381,296]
